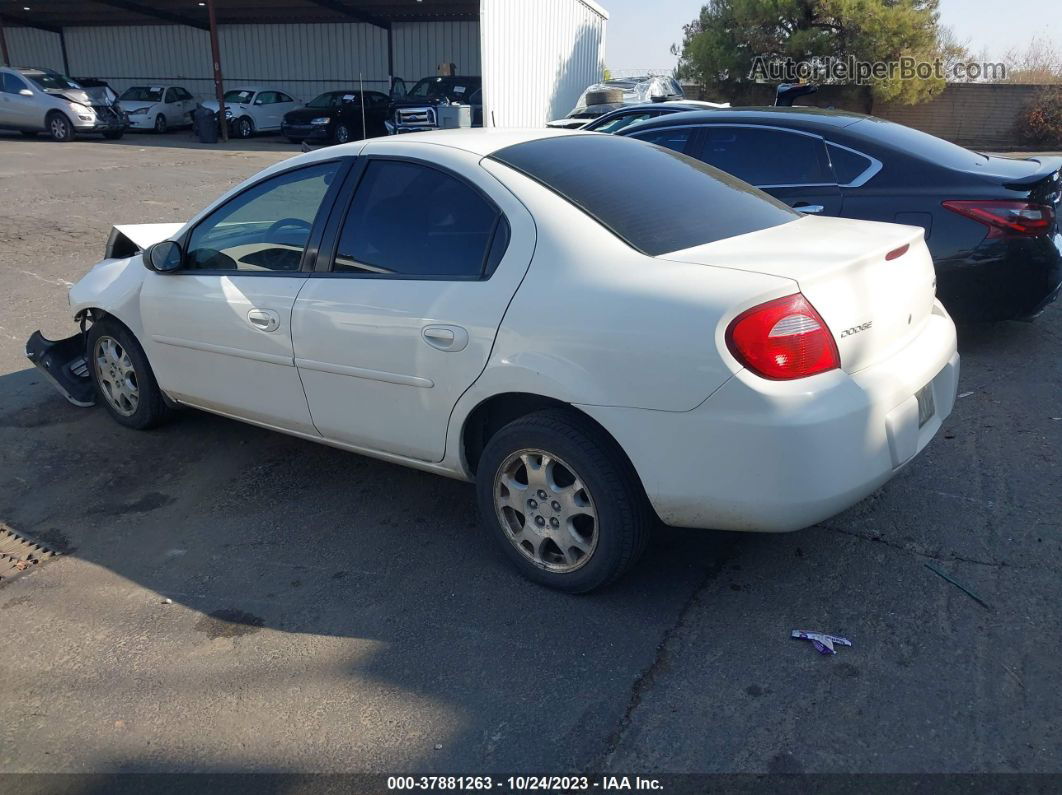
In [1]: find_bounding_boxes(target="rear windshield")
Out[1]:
[848,117,988,170]
[490,134,797,256]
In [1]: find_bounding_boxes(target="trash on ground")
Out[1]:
[791,629,853,655]
[957,391,974,398]
[924,562,993,610]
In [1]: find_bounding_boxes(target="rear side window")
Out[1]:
[827,143,875,185]
[685,126,833,186]
[334,160,503,278]
[588,111,660,134]
[490,134,797,256]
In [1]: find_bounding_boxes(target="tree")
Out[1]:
[673,0,965,105]
[1000,36,1062,84]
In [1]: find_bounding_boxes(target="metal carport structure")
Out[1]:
[0,0,607,135]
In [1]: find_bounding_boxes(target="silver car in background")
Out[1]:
[0,66,127,141]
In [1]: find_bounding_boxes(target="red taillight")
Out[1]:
[885,243,909,261]
[725,293,840,380]
[942,200,1054,238]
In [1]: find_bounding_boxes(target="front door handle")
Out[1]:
[794,203,825,214]
[247,308,280,332]
[422,324,468,352]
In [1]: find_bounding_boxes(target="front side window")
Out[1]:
[333,160,501,278]
[256,91,278,105]
[491,134,797,257]
[120,86,164,103]
[185,162,341,272]
[2,73,28,94]
[688,126,833,187]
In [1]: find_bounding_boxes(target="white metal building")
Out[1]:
[0,0,607,127]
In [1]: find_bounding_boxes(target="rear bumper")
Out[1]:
[936,233,1062,322]
[579,301,959,532]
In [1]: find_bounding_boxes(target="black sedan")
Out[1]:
[282,89,390,145]
[575,101,728,133]
[620,109,1062,322]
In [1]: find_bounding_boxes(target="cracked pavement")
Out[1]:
[0,132,1060,774]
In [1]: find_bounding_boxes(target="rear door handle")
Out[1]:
[247,308,280,332]
[422,324,468,352]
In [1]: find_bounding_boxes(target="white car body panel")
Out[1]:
[118,85,196,129]
[202,86,303,133]
[64,128,959,533]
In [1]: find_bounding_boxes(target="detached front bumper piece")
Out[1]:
[25,331,95,407]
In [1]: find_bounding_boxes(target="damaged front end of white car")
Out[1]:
[25,222,181,408]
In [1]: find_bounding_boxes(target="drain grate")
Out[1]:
[0,524,59,585]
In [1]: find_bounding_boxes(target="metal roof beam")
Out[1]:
[303,0,390,29]
[88,0,210,30]
[0,13,61,34]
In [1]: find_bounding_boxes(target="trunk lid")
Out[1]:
[662,215,936,374]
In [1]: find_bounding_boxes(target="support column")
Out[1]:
[58,28,70,75]
[205,0,228,142]
[0,20,11,67]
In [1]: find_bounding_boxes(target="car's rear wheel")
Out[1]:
[476,409,651,593]
[87,319,171,430]
[46,112,74,142]
[154,114,167,133]
[236,117,254,138]
[334,123,351,144]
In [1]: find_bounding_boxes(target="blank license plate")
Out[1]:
[916,384,935,427]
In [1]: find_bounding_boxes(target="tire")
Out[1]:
[584,88,624,106]
[20,130,38,138]
[154,114,167,133]
[87,319,171,430]
[103,130,124,140]
[236,116,254,138]
[476,409,652,593]
[334,123,351,144]
[46,111,75,142]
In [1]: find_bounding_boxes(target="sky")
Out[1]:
[602,0,1062,73]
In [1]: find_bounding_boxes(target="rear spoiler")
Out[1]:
[1003,156,1062,193]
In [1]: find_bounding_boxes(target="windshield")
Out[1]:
[27,72,81,91]
[306,92,343,109]
[491,135,797,257]
[224,89,255,104]
[120,86,164,102]
[407,78,477,102]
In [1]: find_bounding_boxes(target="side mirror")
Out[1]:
[144,240,184,272]
[19,88,34,97]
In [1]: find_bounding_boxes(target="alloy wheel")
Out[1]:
[93,336,139,416]
[336,124,350,144]
[50,116,68,140]
[494,449,598,573]
[155,114,167,133]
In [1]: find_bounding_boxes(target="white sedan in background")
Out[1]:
[201,86,302,138]
[26,129,958,592]
[117,85,196,132]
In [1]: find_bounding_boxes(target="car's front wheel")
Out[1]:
[236,116,254,138]
[46,111,74,142]
[87,319,171,430]
[334,123,351,144]
[476,409,651,593]
[154,114,167,133]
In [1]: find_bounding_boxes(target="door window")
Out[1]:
[688,126,833,187]
[628,126,693,153]
[333,160,503,278]
[163,88,175,103]
[185,162,341,273]
[275,92,293,104]
[256,91,278,105]
[173,87,192,101]
[2,73,29,93]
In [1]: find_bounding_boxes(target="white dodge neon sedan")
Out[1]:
[27,129,959,592]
